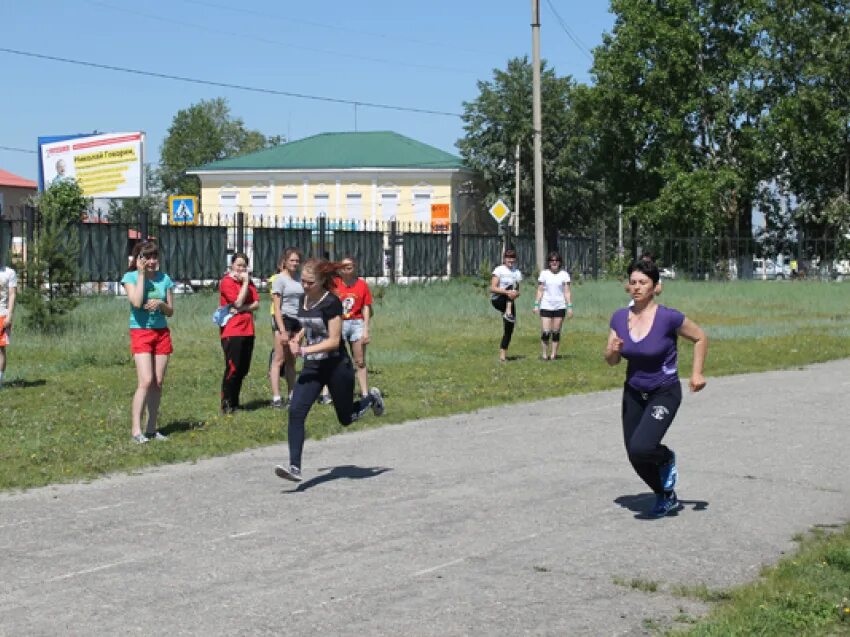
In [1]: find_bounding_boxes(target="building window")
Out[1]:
[281,193,298,223]
[219,191,238,224]
[250,191,269,223]
[314,193,330,219]
[381,192,398,221]
[413,193,431,224]
[345,192,362,222]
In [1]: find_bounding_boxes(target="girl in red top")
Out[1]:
[333,255,374,399]
[218,252,259,414]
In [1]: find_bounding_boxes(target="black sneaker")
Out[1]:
[275,464,302,482]
[503,312,516,323]
[317,394,333,405]
[369,387,385,416]
[145,430,168,441]
[271,397,285,409]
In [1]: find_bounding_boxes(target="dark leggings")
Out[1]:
[221,336,255,409]
[491,292,515,350]
[287,356,373,468]
[621,382,681,494]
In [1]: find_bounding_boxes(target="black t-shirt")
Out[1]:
[296,291,348,364]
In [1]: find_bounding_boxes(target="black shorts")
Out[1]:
[271,316,301,335]
[539,308,566,318]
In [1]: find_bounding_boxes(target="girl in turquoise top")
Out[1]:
[120,241,175,443]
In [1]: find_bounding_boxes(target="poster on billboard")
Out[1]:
[39,132,144,198]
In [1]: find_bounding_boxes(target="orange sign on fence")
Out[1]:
[430,203,450,233]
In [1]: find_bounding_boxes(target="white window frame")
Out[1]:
[219,190,238,225]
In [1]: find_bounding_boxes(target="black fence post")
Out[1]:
[450,222,460,278]
[317,214,327,259]
[236,210,245,254]
[389,220,397,284]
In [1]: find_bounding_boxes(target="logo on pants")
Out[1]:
[651,405,669,420]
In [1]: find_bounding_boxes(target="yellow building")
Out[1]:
[188,131,478,231]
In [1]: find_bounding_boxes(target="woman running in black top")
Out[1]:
[274,258,385,482]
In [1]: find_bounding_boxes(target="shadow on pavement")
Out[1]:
[614,493,709,521]
[284,465,393,493]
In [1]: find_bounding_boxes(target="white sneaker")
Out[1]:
[369,387,385,416]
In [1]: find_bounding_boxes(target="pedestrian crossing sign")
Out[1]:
[168,195,198,225]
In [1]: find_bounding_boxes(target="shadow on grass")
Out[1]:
[160,420,207,435]
[283,465,392,493]
[239,399,271,412]
[614,492,709,521]
[5,378,47,388]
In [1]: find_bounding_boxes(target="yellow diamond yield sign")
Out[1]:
[489,199,511,224]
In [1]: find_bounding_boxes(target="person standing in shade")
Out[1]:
[275,258,384,483]
[333,255,374,399]
[270,248,303,408]
[0,263,17,388]
[533,251,573,361]
[218,252,259,414]
[121,242,174,443]
[489,248,522,362]
[605,258,708,518]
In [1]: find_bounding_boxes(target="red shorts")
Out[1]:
[0,316,9,347]
[129,328,173,355]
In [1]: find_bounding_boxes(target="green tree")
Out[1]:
[159,98,272,196]
[458,57,604,237]
[108,164,166,226]
[21,180,89,331]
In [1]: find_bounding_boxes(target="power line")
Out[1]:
[0,145,37,154]
[0,47,462,118]
[544,0,594,61]
[85,0,478,77]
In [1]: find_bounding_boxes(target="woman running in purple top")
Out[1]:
[604,258,708,518]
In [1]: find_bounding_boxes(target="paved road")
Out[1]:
[2,360,849,636]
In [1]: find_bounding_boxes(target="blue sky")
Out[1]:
[0,1,615,182]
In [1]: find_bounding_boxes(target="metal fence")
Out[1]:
[2,206,602,288]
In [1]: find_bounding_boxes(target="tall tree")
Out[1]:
[458,57,603,237]
[159,98,272,196]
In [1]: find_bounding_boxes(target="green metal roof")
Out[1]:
[190,131,467,172]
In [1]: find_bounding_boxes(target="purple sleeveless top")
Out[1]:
[609,304,685,392]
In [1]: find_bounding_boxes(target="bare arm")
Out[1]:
[5,285,15,327]
[564,282,573,318]
[361,304,371,344]
[489,274,519,299]
[291,317,342,356]
[272,293,286,336]
[677,317,708,392]
[604,328,623,366]
[124,265,146,309]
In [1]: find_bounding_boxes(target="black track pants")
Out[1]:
[221,335,255,409]
[621,382,681,494]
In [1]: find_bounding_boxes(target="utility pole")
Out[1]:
[617,204,624,257]
[531,0,545,271]
[514,143,521,235]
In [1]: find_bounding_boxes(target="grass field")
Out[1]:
[2,277,850,634]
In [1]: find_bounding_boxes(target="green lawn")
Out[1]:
[2,277,850,634]
[2,277,850,491]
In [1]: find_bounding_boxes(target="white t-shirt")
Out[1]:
[537,269,571,311]
[491,264,522,300]
[0,267,17,316]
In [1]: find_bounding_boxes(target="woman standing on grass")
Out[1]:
[333,255,374,399]
[218,252,259,414]
[270,248,303,408]
[533,251,573,361]
[275,258,384,483]
[604,258,708,518]
[121,241,174,443]
[489,248,522,362]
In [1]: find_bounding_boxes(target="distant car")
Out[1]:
[173,283,195,294]
[660,265,676,280]
[753,258,790,280]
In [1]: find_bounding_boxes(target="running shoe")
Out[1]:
[131,433,149,444]
[648,491,680,518]
[660,452,678,492]
[503,312,516,323]
[317,394,333,405]
[369,387,385,416]
[271,397,285,409]
[145,431,169,441]
[274,464,302,482]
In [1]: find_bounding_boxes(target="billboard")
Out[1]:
[38,132,144,198]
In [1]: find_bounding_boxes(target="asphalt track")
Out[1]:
[2,359,849,636]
